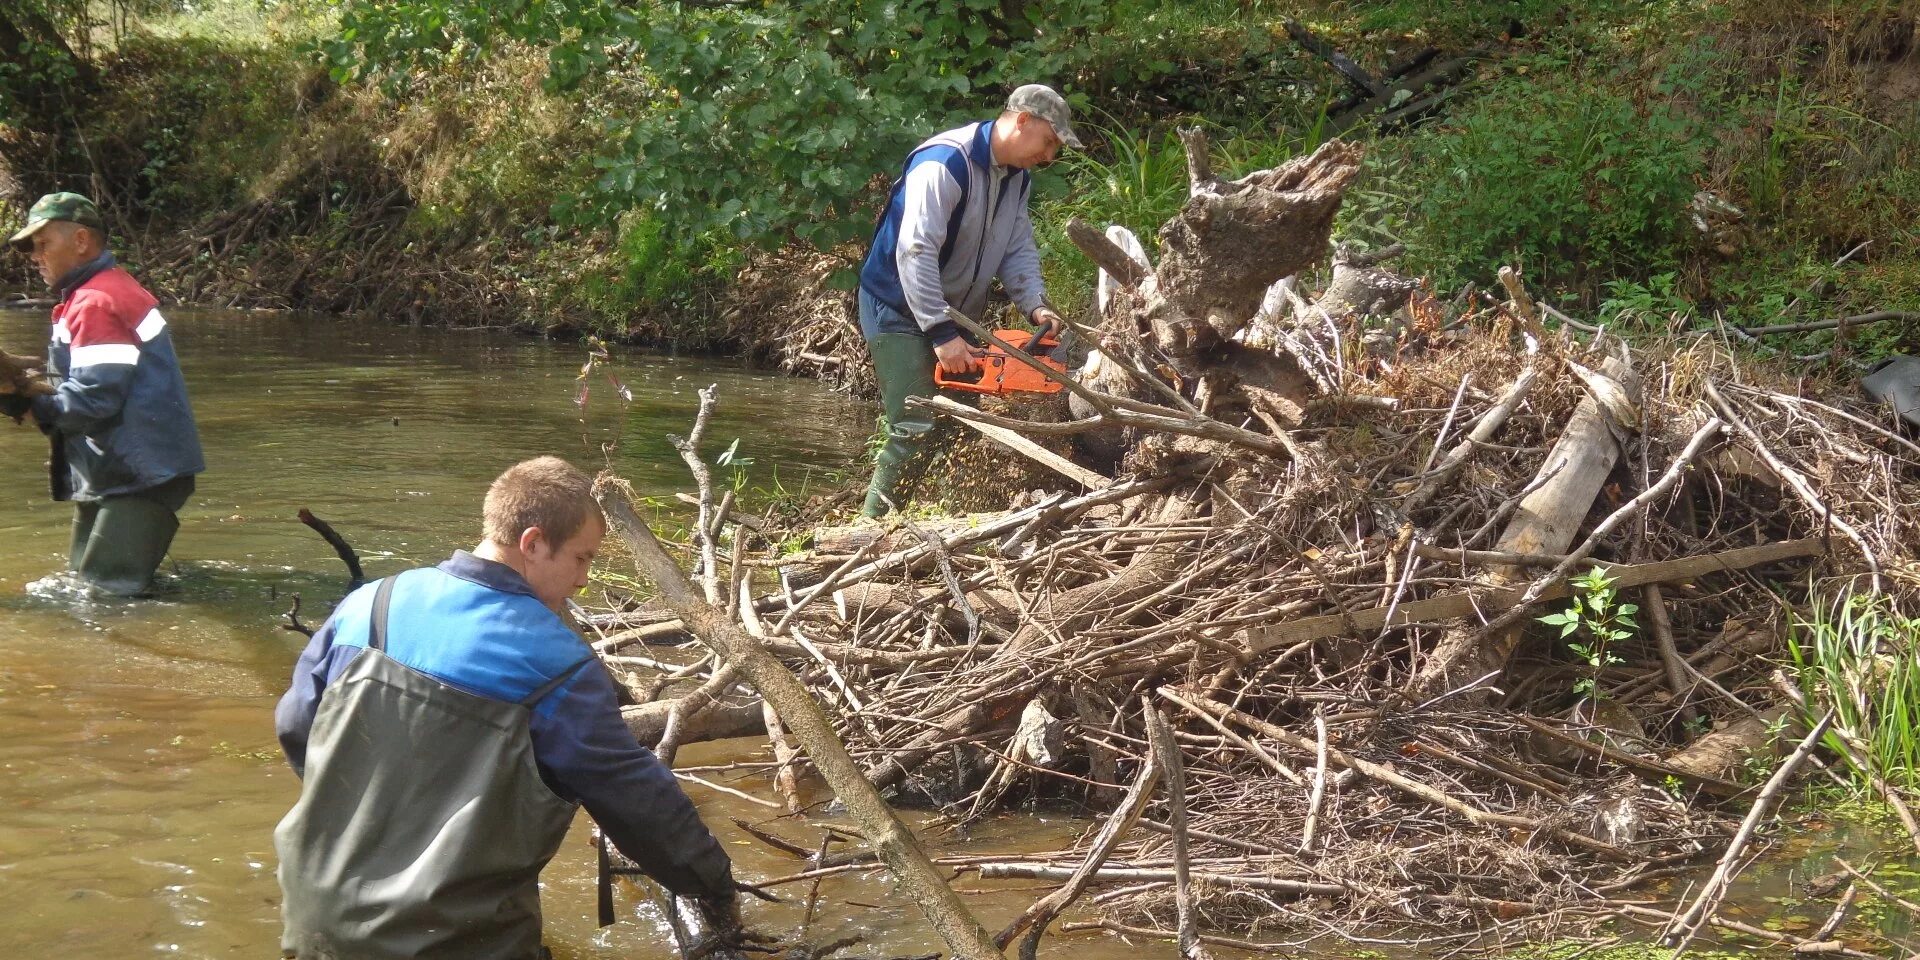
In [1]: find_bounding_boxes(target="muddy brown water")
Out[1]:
[0,308,1140,959]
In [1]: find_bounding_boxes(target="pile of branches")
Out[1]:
[722,248,872,395]
[586,132,1920,957]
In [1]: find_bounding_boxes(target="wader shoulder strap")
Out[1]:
[368,576,398,652]
[520,655,593,707]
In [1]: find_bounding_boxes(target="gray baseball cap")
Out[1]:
[1006,84,1082,149]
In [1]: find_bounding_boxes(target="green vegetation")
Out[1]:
[3,0,1918,354]
[1788,589,1920,795]
[1539,567,1638,699]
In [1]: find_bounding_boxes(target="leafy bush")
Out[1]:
[318,0,1120,267]
[1401,64,1704,292]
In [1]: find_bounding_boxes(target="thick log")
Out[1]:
[1316,244,1420,318]
[1066,218,1147,291]
[1495,356,1640,569]
[594,474,1007,960]
[1283,19,1385,98]
[1663,708,1788,781]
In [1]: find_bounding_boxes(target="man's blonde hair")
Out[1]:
[482,456,599,547]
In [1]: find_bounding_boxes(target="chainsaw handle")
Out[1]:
[933,354,1004,393]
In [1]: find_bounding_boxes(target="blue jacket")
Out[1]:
[859,119,1049,345]
[30,253,205,501]
[274,551,734,899]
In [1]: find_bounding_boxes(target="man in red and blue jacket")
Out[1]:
[5,192,205,595]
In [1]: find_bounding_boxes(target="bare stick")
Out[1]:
[298,508,366,588]
[1144,702,1212,960]
[669,385,724,605]
[1301,709,1330,853]
[1401,365,1539,514]
[1726,310,1915,337]
[1705,380,1881,588]
[654,662,743,767]
[998,740,1163,956]
[1644,583,1696,728]
[595,474,1007,960]
[1662,711,1834,952]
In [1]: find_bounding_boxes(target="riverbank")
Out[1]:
[4,2,1918,367]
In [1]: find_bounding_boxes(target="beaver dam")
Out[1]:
[571,134,1920,959]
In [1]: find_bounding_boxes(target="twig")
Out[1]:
[1165,690,1633,858]
[1402,365,1539,513]
[669,385,725,605]
[1704,380,1881,589]
[1300,709,1330,853]
[1144,702,1212,960]
[298,508,365,588]
[1662,711,1834,952]
[998,736,1163,958]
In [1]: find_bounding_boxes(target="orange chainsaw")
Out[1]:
[932,329,1069,396]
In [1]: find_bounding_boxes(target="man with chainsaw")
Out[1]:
[274,456,740,959]
[856,84,1081,517]
[4,192,205,596]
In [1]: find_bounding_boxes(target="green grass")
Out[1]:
[1787,589,1920,795]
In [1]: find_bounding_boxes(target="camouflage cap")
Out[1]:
[9,192,106,251]
[1006,84,1082,149]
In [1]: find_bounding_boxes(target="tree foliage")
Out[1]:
[318,0,1114,257]
[0,1,97,123]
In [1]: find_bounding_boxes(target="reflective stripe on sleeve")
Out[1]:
[68,343,140,367]
[135,309,167,342]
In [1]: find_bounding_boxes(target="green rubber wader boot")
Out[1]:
[70,475,194,596]
[862,333,937,518]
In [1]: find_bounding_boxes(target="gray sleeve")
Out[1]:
[996,197,1050,317]
[894,159,966,344]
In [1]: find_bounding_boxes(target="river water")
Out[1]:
[0,308,1120,959]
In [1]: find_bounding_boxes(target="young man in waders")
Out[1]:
[4,192,205,595]
[855,84,1081,517]
[273,456,738,959]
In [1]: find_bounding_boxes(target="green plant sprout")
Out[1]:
[1538,566,1637,698]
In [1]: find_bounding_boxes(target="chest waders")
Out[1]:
[276,576,591,960]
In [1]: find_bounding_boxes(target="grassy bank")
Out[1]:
[3,1,1918,360]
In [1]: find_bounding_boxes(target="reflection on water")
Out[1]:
[0,308,925,958]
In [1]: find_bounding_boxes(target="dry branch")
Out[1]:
[594,474,1007,960]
